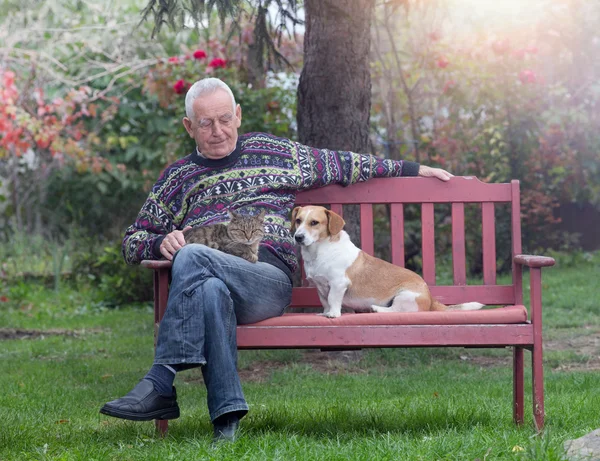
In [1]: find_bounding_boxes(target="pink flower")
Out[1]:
[436,56,450,69]
[173,79,188,94]
[208,58,227,69]
[193,49,207,59]
[526,45,539,54]
[512,49,526,60]
[519,70,537,84]
[442,80,456,94]
[168,56,180,64]
[428,31,441,42]
[492,39,510,55]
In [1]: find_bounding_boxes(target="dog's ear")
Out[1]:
[325,209,345,235]
[290,206,302,233]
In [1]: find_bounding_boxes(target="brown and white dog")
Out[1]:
[291,205,484,318]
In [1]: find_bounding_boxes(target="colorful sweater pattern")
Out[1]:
[122,132,419,274]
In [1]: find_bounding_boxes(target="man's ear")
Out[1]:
[182,117,194,137]
[290,206,302,233]
[325,210,345,235]
[235,104,242,127]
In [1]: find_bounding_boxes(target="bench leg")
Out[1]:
[154,269,171,435]
[529,267,545,431]
[156,419,169,436]
[532,343,545,431]
[513,347,524,425]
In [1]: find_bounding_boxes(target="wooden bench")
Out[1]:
[141,176,555,435]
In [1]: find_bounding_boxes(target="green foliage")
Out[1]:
[42,160,149,240]
[141,0,244,37]
[71,241,153,306]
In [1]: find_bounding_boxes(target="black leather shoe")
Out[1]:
[100,379,180,421]
[212,415,240,444]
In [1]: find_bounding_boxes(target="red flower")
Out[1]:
[193,49,207,60]
[0,296,8,302]
[442,80,456,94]
[519,70,537,84]
[173,79,188,94]
[208,58,227,69]
[436,56,450,69]
[492,39,510,55]
[168,56,180,64]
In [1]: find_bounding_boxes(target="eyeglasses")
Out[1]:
[196,113,235,131]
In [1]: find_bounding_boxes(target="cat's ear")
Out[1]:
[227,210,238,219]
[257,209,266,219]
[290,206,302,233]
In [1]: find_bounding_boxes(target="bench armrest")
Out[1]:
[141,260,172,325]
[514,254,555,268]
[141,260,173,270]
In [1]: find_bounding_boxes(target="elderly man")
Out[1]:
[100,77,452,442]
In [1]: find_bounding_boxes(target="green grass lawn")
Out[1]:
[1,253,599,460]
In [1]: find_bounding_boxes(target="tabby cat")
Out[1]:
[183,210,266,263]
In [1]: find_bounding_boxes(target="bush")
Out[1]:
[72,240,153,306]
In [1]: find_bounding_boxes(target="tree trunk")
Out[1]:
[246,4,268,89]
[298,0,374,153]
[297,0,375,249]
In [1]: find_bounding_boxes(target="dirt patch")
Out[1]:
[238,360,294,383]
[237,350,369,383]
[546,331,600,372]
[0,328,105,340]
[459,354,511,368]
[182,351,367,385]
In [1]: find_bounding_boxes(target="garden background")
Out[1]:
[1,0,599,459]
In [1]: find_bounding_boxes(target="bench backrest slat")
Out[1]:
[421,203,436,285]
[451,203,467,285]
[482,202,497,285]
[293,177,520,307]
[296,177,512,204]
[511,180,523,305]
[360,204,374,255]
[330,203,344,217]
[390,203,405,267]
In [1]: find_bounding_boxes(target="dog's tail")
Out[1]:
[431,300,485,311]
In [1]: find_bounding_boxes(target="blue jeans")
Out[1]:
[154,244,292,422]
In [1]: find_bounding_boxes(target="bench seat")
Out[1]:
[242,305,527,327]
[236,306,530,349]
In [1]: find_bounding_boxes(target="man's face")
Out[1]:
[183,89,242,160]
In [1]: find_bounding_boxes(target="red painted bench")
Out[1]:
[141,176,555,434]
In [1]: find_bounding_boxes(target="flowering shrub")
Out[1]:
[371,4,600,256]
[0,70,103,168]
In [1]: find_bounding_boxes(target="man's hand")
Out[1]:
[418,165,454,181]
[160,226,192,261]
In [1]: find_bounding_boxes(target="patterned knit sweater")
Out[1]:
[122,132,419,278]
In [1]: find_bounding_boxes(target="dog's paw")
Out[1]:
[318,312,341,319]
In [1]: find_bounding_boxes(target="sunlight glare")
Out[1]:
[449,0,551,28]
